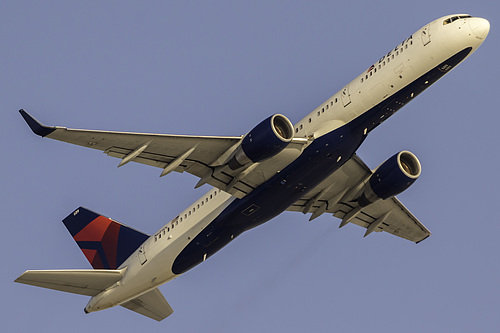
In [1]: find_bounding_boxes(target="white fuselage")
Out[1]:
[85,15,489,313]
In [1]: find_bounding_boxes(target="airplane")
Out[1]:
[15,14,489,321]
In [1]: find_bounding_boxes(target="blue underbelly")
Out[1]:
[171,47,473,275]
[172,124,365,275]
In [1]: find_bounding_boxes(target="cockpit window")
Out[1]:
[443,15,472,25]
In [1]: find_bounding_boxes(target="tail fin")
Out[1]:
[63,207,149,269]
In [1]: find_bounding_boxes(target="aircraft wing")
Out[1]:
[287,154,431,243]
[20,110,307,198]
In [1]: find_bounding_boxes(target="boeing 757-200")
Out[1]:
[15,14,489,321]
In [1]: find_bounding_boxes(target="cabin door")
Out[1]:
[138,245,147,265]
[341,85,351,107]
[421,24,431,46]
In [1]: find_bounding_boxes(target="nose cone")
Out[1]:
[469,18,490,40]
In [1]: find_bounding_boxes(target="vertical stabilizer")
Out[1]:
[63,207,149,269]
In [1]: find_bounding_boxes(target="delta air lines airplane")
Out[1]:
[16,14,489,321]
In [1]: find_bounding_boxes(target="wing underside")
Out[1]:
[288,155,430,243]
[121,288,174,321]
[20,110,307,198]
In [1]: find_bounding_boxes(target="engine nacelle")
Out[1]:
[228,114,294,170]
[358,151,421,206]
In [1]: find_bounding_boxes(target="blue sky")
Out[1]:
[2,1,499,332]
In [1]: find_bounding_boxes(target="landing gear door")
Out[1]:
[421,24,431,46]
[341,85,351,107]
[138,245,147,265]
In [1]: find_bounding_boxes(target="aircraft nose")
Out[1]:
[469,18,490,40]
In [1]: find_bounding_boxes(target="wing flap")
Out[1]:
[14,269,124,296]
[333,197,431,243]
[121,288,173,321]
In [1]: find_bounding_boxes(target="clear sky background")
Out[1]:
[1,1,498,332]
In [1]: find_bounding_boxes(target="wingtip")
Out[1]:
[415,234,431,244]
[19,109,56,137]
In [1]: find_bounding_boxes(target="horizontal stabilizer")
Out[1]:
[121,288,173,321]
[14,269,124,296]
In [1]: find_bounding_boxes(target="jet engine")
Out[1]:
[227,114,294,170]
[358,151,421,206]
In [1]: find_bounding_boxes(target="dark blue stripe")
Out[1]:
[76,241,110,269]
[62,207,100,237]
[116,226,149,268]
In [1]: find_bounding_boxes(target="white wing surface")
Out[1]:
[121,288,174,321]
[14,269,123,296]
